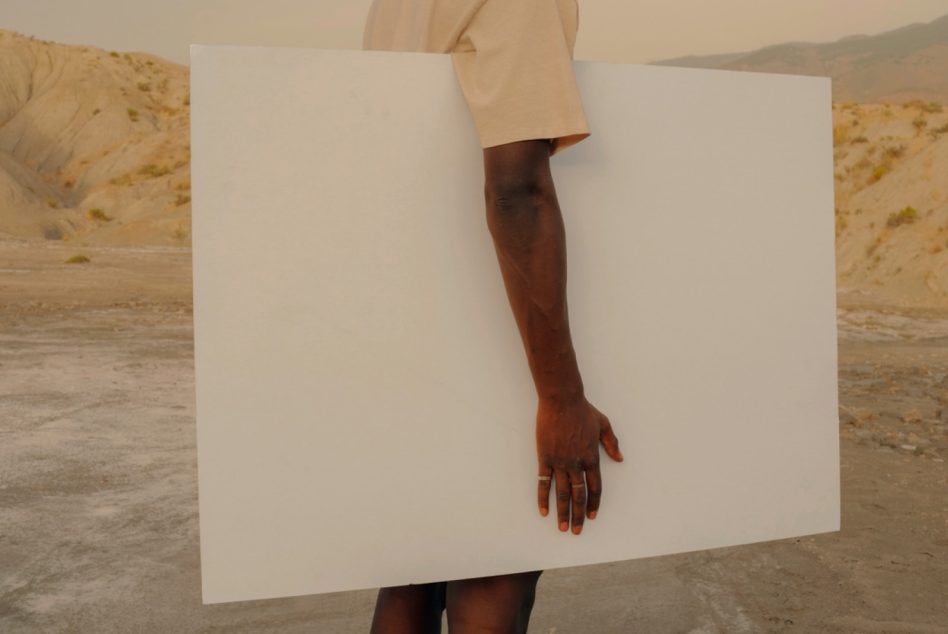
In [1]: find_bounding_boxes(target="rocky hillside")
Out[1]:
[0,28,191,246]
[832,100,948,310]
[652,12,948,105]
[0,25,946,309]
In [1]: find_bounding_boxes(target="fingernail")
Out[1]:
[559,521,568,531]
[540,508,548,517]
[572,525,582,535]
[588,511,597,519]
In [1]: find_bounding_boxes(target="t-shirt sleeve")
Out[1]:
[450,0,591,156]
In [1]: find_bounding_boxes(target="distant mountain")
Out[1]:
[0,28,191,245]
[650,12,948,104]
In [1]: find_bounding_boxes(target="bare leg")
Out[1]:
[446,570,543,634]
[370,582,444,634]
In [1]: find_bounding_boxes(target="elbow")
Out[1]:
[484,177,551,241]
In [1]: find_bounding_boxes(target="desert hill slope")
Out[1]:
[652,12,948,104]
[832,101,948,309]
[0,26,945,309]
[0,28,191,246]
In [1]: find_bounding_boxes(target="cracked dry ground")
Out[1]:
[0,243,946,632]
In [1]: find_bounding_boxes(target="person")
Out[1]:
[362,1,624,632]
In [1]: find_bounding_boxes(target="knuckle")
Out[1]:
[556,490,571,503]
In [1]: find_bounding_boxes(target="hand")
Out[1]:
[536,393,623,535]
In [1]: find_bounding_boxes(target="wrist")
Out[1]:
[538,383,585,408]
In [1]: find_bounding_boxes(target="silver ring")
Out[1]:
[538,475,552,481]
[571,483,585,488]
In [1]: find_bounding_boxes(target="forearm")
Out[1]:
[485,186,584,405]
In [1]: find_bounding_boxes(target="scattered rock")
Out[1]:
[901,408,923,423]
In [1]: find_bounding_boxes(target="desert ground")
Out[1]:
[1,238,946,633]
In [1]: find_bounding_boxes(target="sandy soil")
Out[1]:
[1,238,946,633]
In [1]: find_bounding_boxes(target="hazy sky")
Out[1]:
[1,0,946,67]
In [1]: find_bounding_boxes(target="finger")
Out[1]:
[554,468,570,532]
[537,464,553,517]
[600,418,624,462]
[568,468,586,535]
[585,464,602,519]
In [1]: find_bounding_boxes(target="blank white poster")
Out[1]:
[189,44,839,605]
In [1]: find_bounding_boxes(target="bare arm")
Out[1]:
[482,139,623,536]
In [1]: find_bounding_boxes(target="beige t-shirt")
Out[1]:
[362,0,591,156]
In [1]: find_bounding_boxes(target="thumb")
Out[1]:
[600,418,624,462]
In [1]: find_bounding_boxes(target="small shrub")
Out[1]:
[883,144,905,158]
[869,164,889,183]
[850,135,868,144]
[912,116,927,131]
[139,164,171,178]
[92,107,100,115]
[835,214,847,235]
[173,159,186,169]
[886,206,917,227]
[109,51,119,58]
[127,107,139,122]
[109,173,135,186]
[183,93,190,106]
[175,179,191,191]
[47,197,59,209]
[137,82,151,92]
[66,254,90,264]
[175,194,191,207]
[833,123,850,145]
[921,101,943,113]
[87,208,112,221]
